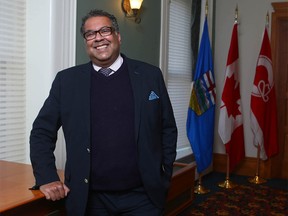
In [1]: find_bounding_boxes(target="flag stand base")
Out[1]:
[249,146,266,184]
[218,179,238,189]
[194,184,210,194]
[194,174,210,194]
[218,154,238,189]
[248,175,266,184]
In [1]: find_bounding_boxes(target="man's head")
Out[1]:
[81,10,121,67]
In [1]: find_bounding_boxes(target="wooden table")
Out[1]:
[0,160,65,216]
[0,160,195,216]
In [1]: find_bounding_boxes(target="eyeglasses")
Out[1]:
[83,26,115,41]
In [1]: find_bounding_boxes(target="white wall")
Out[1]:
[26,0,55,164]
[213,0,286,157]
[26,0,76,167]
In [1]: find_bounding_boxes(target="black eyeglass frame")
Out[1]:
[83,26,115,41]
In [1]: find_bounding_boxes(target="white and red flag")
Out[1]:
[250,27,278,160]
[218,23,245,171]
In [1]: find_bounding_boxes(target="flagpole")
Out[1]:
[205,0,208,16]
[248,145,266,184]
[249,13,270,185]
[234,4,238,24]
[266,11,269,28]
[218,154,238,188]
[194,172,210,194]
[193,0,210,195]
[218,5,239,190]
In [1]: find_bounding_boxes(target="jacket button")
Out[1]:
[84,179,89,184]
[87,148,90,153]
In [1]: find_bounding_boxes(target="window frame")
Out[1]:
[160,0,214,159]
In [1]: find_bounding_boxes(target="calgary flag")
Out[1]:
[250,26,278,160]
[218,23,245,171]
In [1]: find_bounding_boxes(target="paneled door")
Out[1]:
[272,2,288,179]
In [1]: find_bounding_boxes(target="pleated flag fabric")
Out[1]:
[250,26,278,160]
[186,17,216,173]
[218,23,245,172]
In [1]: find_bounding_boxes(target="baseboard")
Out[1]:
[177,153,277,179]
[213,153,273,178]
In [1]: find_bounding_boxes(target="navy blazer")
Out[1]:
[30,55,178,215]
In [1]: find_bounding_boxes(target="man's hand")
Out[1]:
[40,181,70,201]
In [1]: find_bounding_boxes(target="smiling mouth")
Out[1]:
[95,44,109,50]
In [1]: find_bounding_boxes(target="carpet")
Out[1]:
[179,173,288,216]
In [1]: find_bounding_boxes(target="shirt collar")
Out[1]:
[92,55,123,72]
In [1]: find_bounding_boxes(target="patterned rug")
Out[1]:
[182,184,288,216]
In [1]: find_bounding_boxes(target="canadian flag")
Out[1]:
[218,23,245,172]
[250,27,278,160]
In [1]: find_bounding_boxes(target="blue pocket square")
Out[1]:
[149,91,159,100]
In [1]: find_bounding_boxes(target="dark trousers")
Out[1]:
[85,187,163,216]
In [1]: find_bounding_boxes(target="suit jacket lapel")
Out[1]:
[77,63,92,138]
[127,62,142,141]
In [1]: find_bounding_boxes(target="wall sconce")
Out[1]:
[122,0,143,23]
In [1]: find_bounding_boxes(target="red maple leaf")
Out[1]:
[221,74,241,117]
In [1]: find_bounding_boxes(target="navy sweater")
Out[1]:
[90,62,142,191]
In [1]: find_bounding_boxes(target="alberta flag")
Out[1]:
[218,23,245,172]
[187,17,216,173]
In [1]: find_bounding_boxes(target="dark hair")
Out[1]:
[80,9,119,36]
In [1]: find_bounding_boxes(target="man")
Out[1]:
[30,9,177,215]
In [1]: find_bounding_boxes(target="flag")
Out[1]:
[250,26,278,160]
[218,23,245,172]
[186,17,216,173]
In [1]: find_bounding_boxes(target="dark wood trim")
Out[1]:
[177,152,282,179]
[165,162,196,216]
[271,2,288,11]
[271,1,288,179]
[212,153,279,179]
[176,154,195,164]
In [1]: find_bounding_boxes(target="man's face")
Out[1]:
[83,16,121,67]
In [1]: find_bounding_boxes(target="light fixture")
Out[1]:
[122,0,143,23]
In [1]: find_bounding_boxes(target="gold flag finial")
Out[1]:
[205,0,208,16]
[266,11,269,28]
[234,4,238,23]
